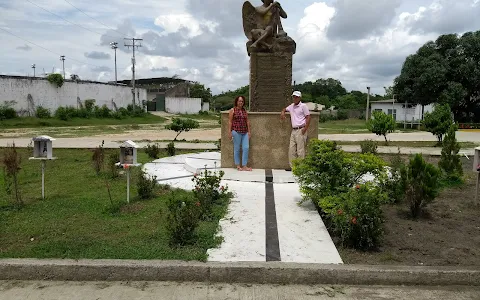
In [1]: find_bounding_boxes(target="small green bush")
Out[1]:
[166,142,176,156]
[137,170,157,200]
[165,118,200,140]
[145,143,161,159]
[337,109,348,120]
[293,139,389,250]
[320,183,387,250]
[360,139,378,154]
[0,106,17,120]
[165,192,202,246]
[439,124,463,182]
[35,106,51,119]
[47,73,64,87]
[84,99,96,112]
[54,107,70,121]
[107,153,120,178]
[400,154,440,218]
[94,105,111,118]
[192,169,231,221]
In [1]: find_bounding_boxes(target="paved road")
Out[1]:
[1,281,479,300]
[319,131,480,142]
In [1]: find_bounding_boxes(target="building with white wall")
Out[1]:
[0,75,147,115]
[370,99,434,122]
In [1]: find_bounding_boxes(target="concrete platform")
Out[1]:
[143,152,341,264]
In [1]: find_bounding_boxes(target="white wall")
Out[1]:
[202,102,210,112]
[371,103,434,122]
[165,97,202,114]
[0,76,147,114]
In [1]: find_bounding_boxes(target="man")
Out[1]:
[280,91,311,171]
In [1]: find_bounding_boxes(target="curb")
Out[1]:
[1,259,480,286]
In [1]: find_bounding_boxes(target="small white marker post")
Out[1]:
[118,140,141,203]
[473,147,480,204]
[29,136,57,200]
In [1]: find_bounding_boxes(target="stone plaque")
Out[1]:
[249,52,293,112]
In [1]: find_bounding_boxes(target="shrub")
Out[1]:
[400,154,440,218]
[35,106,51,119]
[439,124,463,182]
[337,109,348,120]
[165,192,201,246]
[84,99,96,112]
[107,152,120,178]
[137,170,157,200]
[54,107,70,121]
[92,143,105,175]
[192,168,231,221]
[166,142,176,156]
[293,139,388,250]
[320,183,387,250]
[47,73,64,87]
[145,143,161,159]
[94,105,111,118]
[0,102,17,120]
[2,143,23,207]
[293,139,387,204]
[165,118,200,141]
[367,111,395,143]
[360,139,378,154]
[380,148,405,204]
[422,103,453,144]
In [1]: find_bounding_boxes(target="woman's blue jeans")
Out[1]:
[232,130,249,166]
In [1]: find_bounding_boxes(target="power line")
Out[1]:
[63,0,132,39]
[26,0,119,39]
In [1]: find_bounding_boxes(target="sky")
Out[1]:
[0,0,479,96]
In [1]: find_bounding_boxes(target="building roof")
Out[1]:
[32,135,56,141]
[371,99,396,104]
[116,77,192,86]
[120,140,138,148]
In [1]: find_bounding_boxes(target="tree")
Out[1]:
[165,118,200,141]
[439,124,463,181]
[367,111,395,143]
[422,104,453,143]
[189,83,212,103]
[394,31,480,122]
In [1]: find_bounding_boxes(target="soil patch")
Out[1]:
[338,155,480,266]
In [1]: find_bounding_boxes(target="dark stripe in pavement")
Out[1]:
[265,169,281,262]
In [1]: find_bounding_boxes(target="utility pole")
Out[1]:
[110,42,118,85]
[366,86,370,121]
[124,38,143,107]
[60,55,65,79]
[31,64,36,78]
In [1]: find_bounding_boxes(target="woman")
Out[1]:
[228,96,252,171]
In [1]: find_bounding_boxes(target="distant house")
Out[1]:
[370,99,434,122]
[303,102,325,111]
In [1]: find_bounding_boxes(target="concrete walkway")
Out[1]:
[1,137,474,157]
[143,152,343,264]
[319,131,480,142]
[2,280,479,300]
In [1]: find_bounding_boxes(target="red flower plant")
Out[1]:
[195,202,201,207]
[355,185,360,190]
[337,209,343,215]
[220,186,225,191]
[351,216,357,224]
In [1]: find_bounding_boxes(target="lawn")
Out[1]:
[338,155,480,266]
[335,140,478,149]
[0,114,166,129]
[318,119,419,134]
[0,148,226,261]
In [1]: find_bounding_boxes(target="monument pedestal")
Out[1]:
[249,51,294,112]
[221,112,319,170]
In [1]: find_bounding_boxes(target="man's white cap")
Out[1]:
[292,91,302,97]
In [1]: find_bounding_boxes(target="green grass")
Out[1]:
[335,141,478,148]
[0,148,226,261]
[0,114,166,129]
[318,119,420,134]
[177,113,220,121]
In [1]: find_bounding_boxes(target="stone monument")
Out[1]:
[221,0,319,169]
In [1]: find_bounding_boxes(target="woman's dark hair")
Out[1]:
[234,96,246,108]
